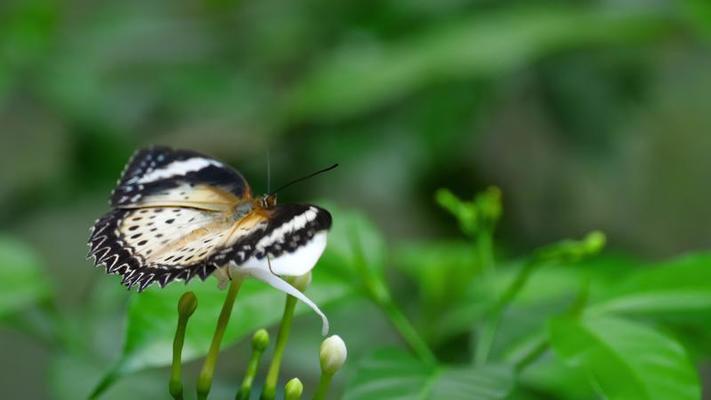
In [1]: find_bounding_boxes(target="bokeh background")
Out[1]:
[2,0,711,399]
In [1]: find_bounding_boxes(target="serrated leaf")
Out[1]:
[344,349,514,400]
[549,316,700,400]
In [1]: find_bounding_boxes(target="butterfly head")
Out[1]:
[259,193,277,209]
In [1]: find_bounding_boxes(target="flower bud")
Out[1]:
[177,291,198,317]
[319,335,347,375]
[583,231,606,254]
[284,378,303,400]
[251,328,270,352]
[289,272,312,292]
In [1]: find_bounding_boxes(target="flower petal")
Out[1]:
[241,266,330,336]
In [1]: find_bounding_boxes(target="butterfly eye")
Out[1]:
[261,194,276,208]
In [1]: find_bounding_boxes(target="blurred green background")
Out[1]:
[2,0,711,399]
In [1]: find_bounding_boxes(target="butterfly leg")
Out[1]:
[267,255,275,275]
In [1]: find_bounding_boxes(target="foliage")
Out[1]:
[2,0,711,398]
[3,187,711,398]
[0,236,51,320]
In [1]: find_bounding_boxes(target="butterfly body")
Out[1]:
[88,147,332,292]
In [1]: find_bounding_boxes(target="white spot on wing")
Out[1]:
[135,158,222,184]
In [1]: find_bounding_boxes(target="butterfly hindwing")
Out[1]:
[111,146,251,209]
[211,204,332,276]
[89,206,234,290]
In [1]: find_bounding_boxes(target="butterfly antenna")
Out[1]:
[269,163,339,195]
[267,149,272,193]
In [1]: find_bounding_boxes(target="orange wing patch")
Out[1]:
[121,184,247,212]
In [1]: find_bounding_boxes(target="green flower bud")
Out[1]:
[284,378,303,400]
[178,291,198,317]
[320,335,347,375]
[252,328,270,352]
[583,231,606,254]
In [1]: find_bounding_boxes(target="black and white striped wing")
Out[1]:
[110,146,251,210]
[211,204,333,277]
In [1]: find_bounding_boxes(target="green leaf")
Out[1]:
[396,240,479,307]
[344,349,514,400]
[0,235,51,320]
[395,240,482,342]
[318,205,387,278]
[430,365,514,400]
[286,6,672,121]
[549,316,700,400]
[589,252,711,321]
[317,205,390,303]
[91,268,352,397]
[518,353,597,400]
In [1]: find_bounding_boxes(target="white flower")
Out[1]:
[214,263,329,336]
[320,335,347,374]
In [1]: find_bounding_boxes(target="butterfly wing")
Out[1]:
[90,146,253,290]
[89,206,236,290]
[111,146,251,211]
[211,204,333,277]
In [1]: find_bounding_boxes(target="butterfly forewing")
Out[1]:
[111,146,251,209]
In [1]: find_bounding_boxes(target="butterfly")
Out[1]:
[88,146,333,332]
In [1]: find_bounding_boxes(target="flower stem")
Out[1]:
[261,294,298,400]
[474,232,604,365]
[197,278,243,400]
[378,296,437,366]
[350,227,437,365]
[475,259,535,365]
[170,292,198,400]
[235,349,264,400]
[312,372,333,400]
[236,330,269,400]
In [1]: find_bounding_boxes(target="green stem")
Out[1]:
[170,292,198,400]
[236,348,265,400]
[514,337,549,372]
[379,296,437,366]
[475,260,536,366]
[170,316,188,400]
[312,372,333,400]
[197,278,243,399]
[476,230,495,275]
[474,314,500,366]
[350,227,437,365]
[261,294,298,400]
